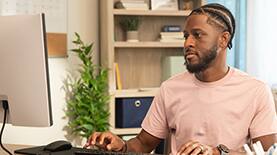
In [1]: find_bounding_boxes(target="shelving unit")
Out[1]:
[115,88,159,98]
[100,0,203,135]
[113,9,191,16]
[114,41,184,48]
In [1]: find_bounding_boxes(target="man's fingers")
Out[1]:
[84,131,124,151]
[184,140,195,148]
[106,143,119,151]
[106,138,125,151]
[98,132,113,145]
[190,147,202,155]
[183,142,201,155]
[96,132,121,151]
[177,141,199,155]
[177,141,209,155]
[84,132,101,148]
[202,148,209,155]
[177,140,195,153]
[91,132,101,145]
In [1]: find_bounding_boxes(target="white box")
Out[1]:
[162,56,186,81]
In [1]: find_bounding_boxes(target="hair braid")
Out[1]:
[189,3,236,49]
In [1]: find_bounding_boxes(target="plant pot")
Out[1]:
[126,31,139,42]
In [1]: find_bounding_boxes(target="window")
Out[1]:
[246,1,277,86]
[206,0,247,71]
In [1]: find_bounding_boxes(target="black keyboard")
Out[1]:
[14,146,160,155]
[74,148,158,155]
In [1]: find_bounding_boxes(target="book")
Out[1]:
[151,0,178,10]
[124,4,149,10]
[160,32,184,36]
[159,38,185,43]
[162,25,181,32]
[114,63,122,90]
[160,32,184,40]
[161,33,184,38]
[121,0,145,3]
[121,1,149,10]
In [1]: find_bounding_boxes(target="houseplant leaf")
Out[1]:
[65,32,110,140]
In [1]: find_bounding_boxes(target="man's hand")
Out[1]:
[177,140,216,155]
[84,131,126,152]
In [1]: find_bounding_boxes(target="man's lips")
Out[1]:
[185,51,198,60]
[186,54,196,59]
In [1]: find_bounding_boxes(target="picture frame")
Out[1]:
[178,0,194,10]
[151,0,178,10]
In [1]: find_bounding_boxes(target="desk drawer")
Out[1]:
[115,97,153,128]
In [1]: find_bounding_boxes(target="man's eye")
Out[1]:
[193,31,202,38]
[183,32,189,39]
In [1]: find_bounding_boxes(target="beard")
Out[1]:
[184,45,218,73]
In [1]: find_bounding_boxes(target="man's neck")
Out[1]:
[195,65,230,82]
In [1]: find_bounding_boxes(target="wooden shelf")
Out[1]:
[100,0,202,136]
[110,127,141,135]
[114,41,184,48]
[113,9,191,16]
[115,88,159,98]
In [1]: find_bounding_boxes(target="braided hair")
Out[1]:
[189,3,236,49]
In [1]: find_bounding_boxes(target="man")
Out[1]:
[85,3,277,155]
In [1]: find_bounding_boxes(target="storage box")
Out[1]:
[115,97,153,128]
[162,56,186,81]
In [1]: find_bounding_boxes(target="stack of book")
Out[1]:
[151,0,178,10]
[159,25,185,43]
[121,0,149,10]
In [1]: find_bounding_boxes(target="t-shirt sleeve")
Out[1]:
[141,85,169,139]
[250,84,277,138]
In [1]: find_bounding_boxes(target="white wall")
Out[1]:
[246,0,277,86]
[2,0,99,147]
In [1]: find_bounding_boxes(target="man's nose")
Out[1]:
[184,35,195,48]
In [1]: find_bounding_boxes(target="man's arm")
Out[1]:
[126,129,162,153]
[177,134,277,155]
[219,134,277,155]
[253,133,277,151]
[85,129,162,153]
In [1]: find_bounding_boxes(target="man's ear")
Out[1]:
[219,31,231,49]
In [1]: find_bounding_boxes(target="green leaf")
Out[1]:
[82,124,93,131]
[64,32,110,139]
[84,44,93,55]
[71,49,81,53]
[74,32,80,38]
[120,16,140,31]
[72,41,81,44]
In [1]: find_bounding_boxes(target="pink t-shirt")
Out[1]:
[141,67,277,154]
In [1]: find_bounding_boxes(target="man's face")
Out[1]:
[183,15,222,73]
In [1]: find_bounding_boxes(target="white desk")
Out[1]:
[1,144,32,154]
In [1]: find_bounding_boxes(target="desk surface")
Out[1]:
[1,144,32,154]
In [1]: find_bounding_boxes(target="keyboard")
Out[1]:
[74,148,159,155]
[14,146,160,155]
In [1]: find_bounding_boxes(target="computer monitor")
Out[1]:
[0,14,53,127]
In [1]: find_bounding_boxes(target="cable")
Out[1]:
[0,100,12,155]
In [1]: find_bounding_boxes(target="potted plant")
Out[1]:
[120,16,140,42]
[64,32,110,139]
